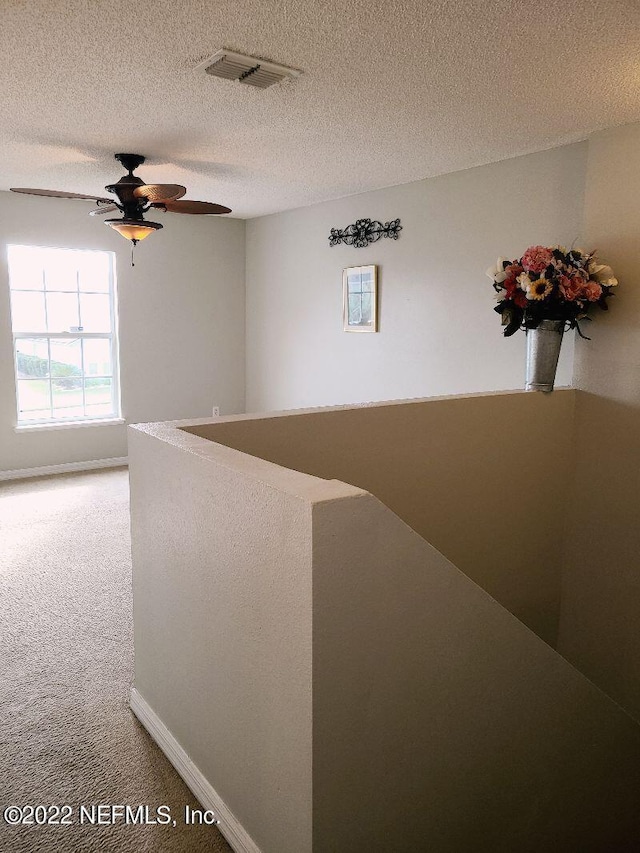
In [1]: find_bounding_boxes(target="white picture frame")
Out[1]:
[343,265,378,332]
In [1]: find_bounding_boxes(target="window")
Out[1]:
[8,245,121,426]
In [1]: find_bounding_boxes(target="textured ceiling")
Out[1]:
[1,0,640,218]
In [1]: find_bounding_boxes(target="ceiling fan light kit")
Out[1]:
[105,218,163,242]
[10,152,232,265]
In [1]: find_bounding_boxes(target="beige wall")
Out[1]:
[558,122,640,720]
[312,490,640,853]
[129,406,640,853]
[0,191,246,473]
[185,390,576,645]
[245,144,585,413]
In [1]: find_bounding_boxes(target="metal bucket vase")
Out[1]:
[525,319,564,392]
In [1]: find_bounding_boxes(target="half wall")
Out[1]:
[182,389,576,644]
[129,392,640,852]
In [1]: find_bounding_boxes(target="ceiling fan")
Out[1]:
[11,152,232,262]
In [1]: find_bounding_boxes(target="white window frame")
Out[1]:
[8,245,122,428]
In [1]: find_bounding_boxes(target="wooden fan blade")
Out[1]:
[89,204,120,216]
[10,187,114,203]
[133,184,186,203]
[154,199,232,215]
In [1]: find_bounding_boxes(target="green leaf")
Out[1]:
[503,306,523,336]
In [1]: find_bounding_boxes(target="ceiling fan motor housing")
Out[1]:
[106,164,148,218]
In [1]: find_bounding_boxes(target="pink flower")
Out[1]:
[559,274,582,301]
[521,245,554,273]
[583,281,603,302]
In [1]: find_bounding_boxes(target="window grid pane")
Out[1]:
[79,293,111,332]
[8,246,119,425]
[10,291,47,332]
[15,338,50,378]
[17,379,51,419]
[45,291,80,332]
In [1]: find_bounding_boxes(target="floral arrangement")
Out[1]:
[486,245,618,337]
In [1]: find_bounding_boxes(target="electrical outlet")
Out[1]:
[212,406,220,416]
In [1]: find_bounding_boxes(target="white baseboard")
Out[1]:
[0,456,128,482]
[130,688,261,853]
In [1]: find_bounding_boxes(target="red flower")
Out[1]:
[504,276,518,297]
[503,264,526,308]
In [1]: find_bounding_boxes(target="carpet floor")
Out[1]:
[0,468,231,852]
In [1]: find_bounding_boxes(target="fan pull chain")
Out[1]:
[131,240,137,267]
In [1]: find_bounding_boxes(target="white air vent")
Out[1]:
[198,49,301,89]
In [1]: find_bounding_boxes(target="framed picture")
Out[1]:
[343,264,378,332]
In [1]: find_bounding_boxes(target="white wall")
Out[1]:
[245,144,586,412]
[0,142,589,471]
[558,121,640,720]
[0,191,245,473]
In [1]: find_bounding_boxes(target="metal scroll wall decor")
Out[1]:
[329,217,402,248]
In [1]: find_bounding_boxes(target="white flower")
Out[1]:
[486,257,510,283]
[588,263,618,286]
[517,271,531,291]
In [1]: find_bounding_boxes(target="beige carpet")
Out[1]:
[0,469,231,853]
